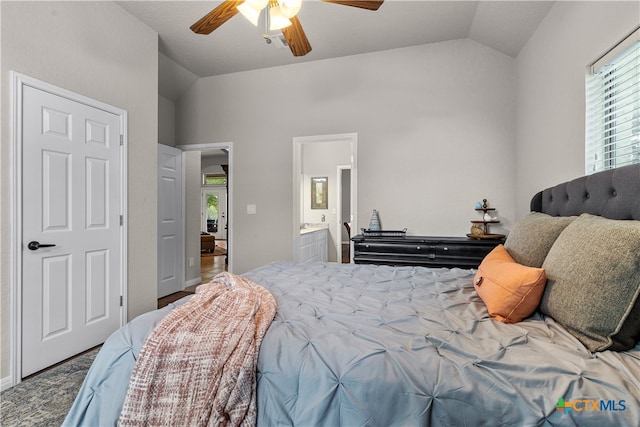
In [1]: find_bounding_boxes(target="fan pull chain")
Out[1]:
[263,5,271,43]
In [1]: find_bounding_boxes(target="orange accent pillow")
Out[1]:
[474,245,547,323]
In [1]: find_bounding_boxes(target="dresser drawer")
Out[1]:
[434,242,494,259]
[352,235,502,269]
[354,241,435,256]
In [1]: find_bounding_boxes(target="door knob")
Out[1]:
[27,241,56,251]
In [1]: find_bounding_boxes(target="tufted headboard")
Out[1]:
[530,163,640,220]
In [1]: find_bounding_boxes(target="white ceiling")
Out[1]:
[116,0,554,100]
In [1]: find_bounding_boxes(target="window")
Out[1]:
[203,173,227,186]
[586,27,640,174]
[206,193,219,233]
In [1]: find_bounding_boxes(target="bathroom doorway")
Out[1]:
[293,133,358,263]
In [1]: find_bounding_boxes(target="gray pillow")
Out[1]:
[540,214,640,352]
[504,212,576,268]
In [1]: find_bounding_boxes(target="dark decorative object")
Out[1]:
[468,198,505,240]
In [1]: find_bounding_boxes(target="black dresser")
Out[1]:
[351,235,503,269]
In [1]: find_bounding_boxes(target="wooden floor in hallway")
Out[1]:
[197,239,228,285]
[157,239,228,308]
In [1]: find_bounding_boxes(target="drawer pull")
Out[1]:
[416,246,421,250]
[443,247,449,251]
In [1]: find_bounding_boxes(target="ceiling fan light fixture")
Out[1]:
[269,5,292,30]
[237,0,269,26]
[192,0,383,57]
[280,0,302,19]
[237,3,261,26]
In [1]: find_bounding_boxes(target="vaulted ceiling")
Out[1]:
[116,1,554,100]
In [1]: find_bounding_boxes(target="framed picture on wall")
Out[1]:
[311,177,328,209]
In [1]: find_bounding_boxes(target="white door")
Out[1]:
[201,188,227,240]
[158,145,183,298]
[21,84,123,377]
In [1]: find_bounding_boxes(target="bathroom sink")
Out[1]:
[300,223,329,233]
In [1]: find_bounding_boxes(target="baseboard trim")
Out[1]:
[184,277,201,289]
[1,375,15,392]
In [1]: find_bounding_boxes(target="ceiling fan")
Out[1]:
[190,0,384,57]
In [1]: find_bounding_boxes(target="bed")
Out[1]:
[64,164,640,426]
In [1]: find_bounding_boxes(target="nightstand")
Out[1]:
[352,235,503,269]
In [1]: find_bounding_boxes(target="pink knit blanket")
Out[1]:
[118,273,276,426]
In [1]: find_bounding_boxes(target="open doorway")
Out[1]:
[293,133,357,263]
[200,154,228,242]
[178,142,233,280]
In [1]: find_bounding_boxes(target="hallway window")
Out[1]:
[203,173,227,186]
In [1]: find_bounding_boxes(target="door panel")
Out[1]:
[42,150,71,230]
[21,85,122,377]
[160,235,178,281]
[158,145,183,298]
[86,249,109,323]
[86,158,108,228]
[41,254,71,338]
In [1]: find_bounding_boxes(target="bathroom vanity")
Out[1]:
[299,225,328,263]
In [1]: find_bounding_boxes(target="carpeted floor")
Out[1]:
[1,346,100,427]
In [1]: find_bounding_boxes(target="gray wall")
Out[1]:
[159,95,176,146]
[515,1,640,218]
[0,1,158,380]
[177,39,517,274]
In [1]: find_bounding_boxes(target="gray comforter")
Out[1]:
[64,262,640,426]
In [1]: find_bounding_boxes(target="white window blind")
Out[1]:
[586,27,640,174]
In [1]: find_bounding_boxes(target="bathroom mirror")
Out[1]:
[311,177,328,209]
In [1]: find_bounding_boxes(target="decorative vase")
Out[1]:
[369,209,381,231]
[470,224,485,236]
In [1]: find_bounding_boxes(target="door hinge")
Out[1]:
[120,295,123,307]
[120,215,123,226]
[120,134,123,146]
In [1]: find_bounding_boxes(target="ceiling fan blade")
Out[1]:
[321,0,384,11]
[281,16,312,57]
[190,0,244,35]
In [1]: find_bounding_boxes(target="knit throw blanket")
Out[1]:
[118,273,276,427]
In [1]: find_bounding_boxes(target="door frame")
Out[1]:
[293,133,358,263]
[336,165,352,262]
[177,142,233,273]
[8,72,128,388]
